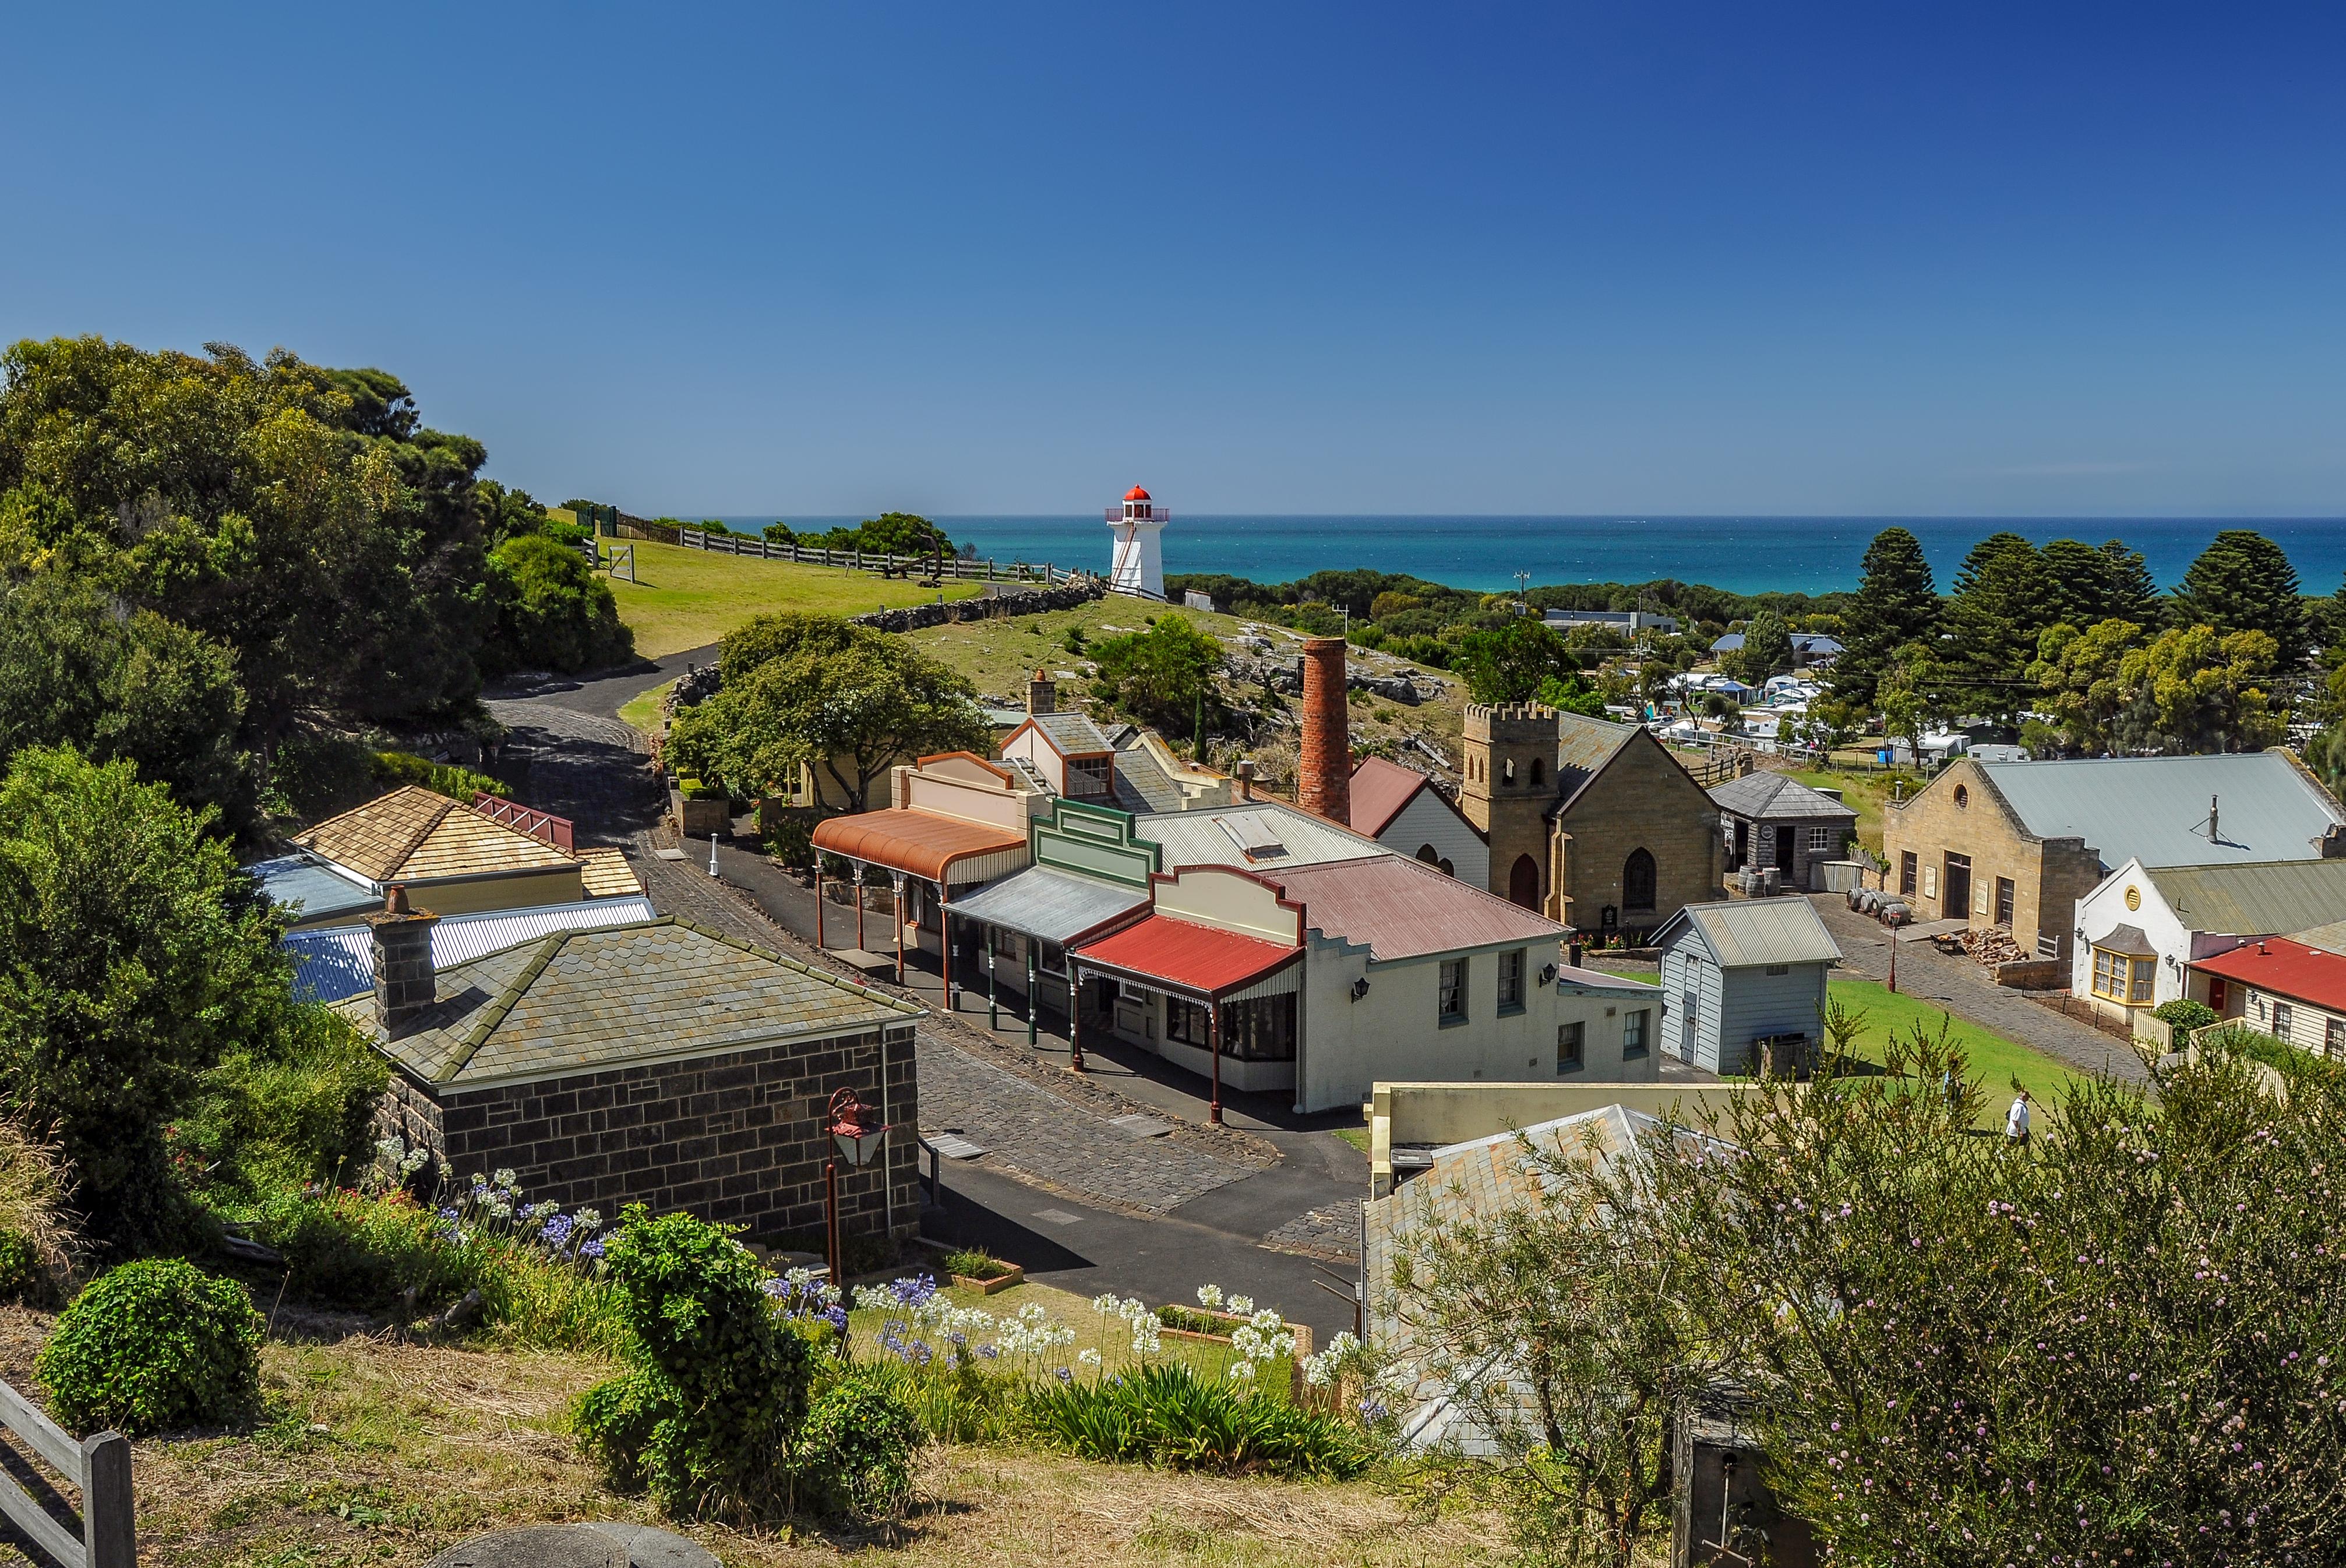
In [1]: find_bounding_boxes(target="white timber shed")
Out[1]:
[1653,896,1842,1075]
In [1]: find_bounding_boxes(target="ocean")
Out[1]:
[707,515,2346,598]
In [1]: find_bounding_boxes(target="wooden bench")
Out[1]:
[0,1379,131,1568]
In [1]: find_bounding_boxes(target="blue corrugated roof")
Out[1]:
[1978,753,2346,871]
[284,895,658,1001]
[246,853,378,925]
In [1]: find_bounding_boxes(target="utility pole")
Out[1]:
[1515,571,1530,616]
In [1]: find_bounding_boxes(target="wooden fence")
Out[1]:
[0,1378,132,1568]
[608,521,1102,589]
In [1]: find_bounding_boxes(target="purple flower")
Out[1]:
[542,1213,576,1249]
[1055,1366,1074,1382]
[887,1274,939,1308]
[436,1206,459,1222]
[580,1237,606,1259]
[978,1345,999,1360]
[823,1305,849,1332]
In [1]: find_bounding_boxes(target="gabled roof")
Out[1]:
[1653,896,1841,968]
[1013,711,1116,758]
[2137,858,2346,937]
[1708,771,1860,823]
[2192,935,2346,1013]
[1268,855,1565,962]
[295,786,576,884]
[1968,753,2346,871]
[331,918,916,1088]
[1349,756,1434,838]
[1553,712,1640,809]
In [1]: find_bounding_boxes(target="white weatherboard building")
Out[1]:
[1105,484,1166,599]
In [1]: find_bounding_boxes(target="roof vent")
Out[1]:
[1216,811,1287,860]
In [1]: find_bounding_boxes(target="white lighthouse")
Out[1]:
[1104,485,1167,599]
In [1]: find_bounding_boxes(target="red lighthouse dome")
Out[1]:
[1124,485,1151,502]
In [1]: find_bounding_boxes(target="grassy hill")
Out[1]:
[604,540,985,659]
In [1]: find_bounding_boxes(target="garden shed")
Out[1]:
[1653,896,1841,1075]
[1709,772,1859,892]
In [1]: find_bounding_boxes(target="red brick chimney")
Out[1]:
[367,884,440,1037]
[1297,637,1352,824]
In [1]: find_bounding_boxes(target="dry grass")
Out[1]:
[0,1121,81,1292]
[0,1308,1495,1568]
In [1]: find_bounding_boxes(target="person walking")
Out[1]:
[2005,1088,2032,1147]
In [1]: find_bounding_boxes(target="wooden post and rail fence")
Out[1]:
[599,517,1102,591]
[0,1378,132,1568]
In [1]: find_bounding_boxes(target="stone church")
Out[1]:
[1459,703,1721,940]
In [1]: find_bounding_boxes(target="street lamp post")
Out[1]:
[891,870,906,984]
[1067,967,1084,1072]
[823,1086,891,1297]
[987,940,999,1029]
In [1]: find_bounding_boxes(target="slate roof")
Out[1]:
[1974,753,2346,871]
[1268,855,1565,962]
[1110,737,1190,813]
[285,896,659,1002]
[331,918,917,1089]
[295,786,576,884]
[1709,772,1861,823]
[2139,859,2346,937]
[1349,756,1434,838]
[1552,713,1640,811]
[1652,896,1842,968]
[1024,711,1116,757]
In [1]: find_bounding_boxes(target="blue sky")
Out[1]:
[5,4,2343,517]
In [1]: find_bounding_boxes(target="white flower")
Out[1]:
[1091,1292,1121,1315]
[493,1168,518,1191]
[488,1198,514,1220]
[1226,1295,1255,1316]
[854,1285,893,1312]
[399,1148,430,1175]
[1078,1348,1102,1367]
[1196,1284,1225,1309]
[1227,1358,1257,1382]
[375,1137,404,1163]
[573,1208,602,1232]
[1130,1319,1163,1355]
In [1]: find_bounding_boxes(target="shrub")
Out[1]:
[576,1206,811,1520]
[483,533,635,676]
[175,1004,389,1206]
[940,1246,1013,1281]
[370,750,512,802]
[2152,998,2220,1050]
[761,813,814,868]
[1021,1362,1373,1479]
[37,1259,262,1435]
[792,1378,923,1524]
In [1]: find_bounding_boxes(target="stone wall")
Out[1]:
[377,1022,922,1244]
[1553,732,1720,938]
[849,582,1103,634]
[1460,703,1558,905]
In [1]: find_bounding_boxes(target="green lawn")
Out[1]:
[617,683,666,735]
[1594,967,2085,1120]
[1331,1126,1370,1154]
[604,539,983,658]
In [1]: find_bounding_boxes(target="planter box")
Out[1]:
[950,1266,1025,1296]
[671,789,731,838]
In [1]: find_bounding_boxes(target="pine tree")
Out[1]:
[1944,532,2053,719]
[2175,530,2308,667]
[2038,539,2115,633]
[1830,528,1939,708]
[2095,539,2161,626]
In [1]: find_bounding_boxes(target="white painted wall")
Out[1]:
[2234,983,2346,1060]
[1378,789,1490,888]
[2073,859,2193,1013]
[1151,867,1301,945]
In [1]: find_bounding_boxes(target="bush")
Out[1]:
[576,1206,811,1520]
[792,1377,923,1525]
[1020,1362,1373,1479]
[483,533,635,675]
[2152,998,2220,1050]
[370,750,512,803]
[761,812,814,868]
[940,1246,1013,1281]
[175,1004,389,1206]
[36,1259,262,1435]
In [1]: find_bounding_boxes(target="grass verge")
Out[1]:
[1824,977,2090,1116]
[605,541,984,659]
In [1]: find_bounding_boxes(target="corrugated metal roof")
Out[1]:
[1073,914,1300,998]
[811,808,1029,883]
[1977,753,2346,870]
[1269,855,1565,962]
[2142,859,2346,937]
[286,895,658,1001]
[2192,936,2346,1012]
[1709,771,1860,822]
[946,866,1147,945]
[1135,801,1387,870]
[246,853,379,926]
[1656,896,1842,967]
[1349,756,1431,838]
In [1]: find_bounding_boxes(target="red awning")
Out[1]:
[810,809,1026,883]
[1073,914,1299,999]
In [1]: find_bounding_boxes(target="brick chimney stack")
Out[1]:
[1234,758,1256,802]
[1028,670,1056,716]
[1297,637,1352,824]
[367,884,440,1037]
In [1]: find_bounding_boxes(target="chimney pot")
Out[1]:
[367,894,440,1037]
[1234,758,1256,802]
[1297,637,1352,824]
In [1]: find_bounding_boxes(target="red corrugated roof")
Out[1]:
[810,809,1026,882]
[1074,914,1298,997]
[2192,936,2346,1012]
[1269,854,1565,961]
[1348,755,1430,838]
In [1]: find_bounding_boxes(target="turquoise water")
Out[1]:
[710,515,2346,597]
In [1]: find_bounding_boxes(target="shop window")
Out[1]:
[2091,948,2156,1005]
[1166,997,1212,1047]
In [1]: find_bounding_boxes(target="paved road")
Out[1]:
[1813,894,2150,1084]
[484,656,1368,1337]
